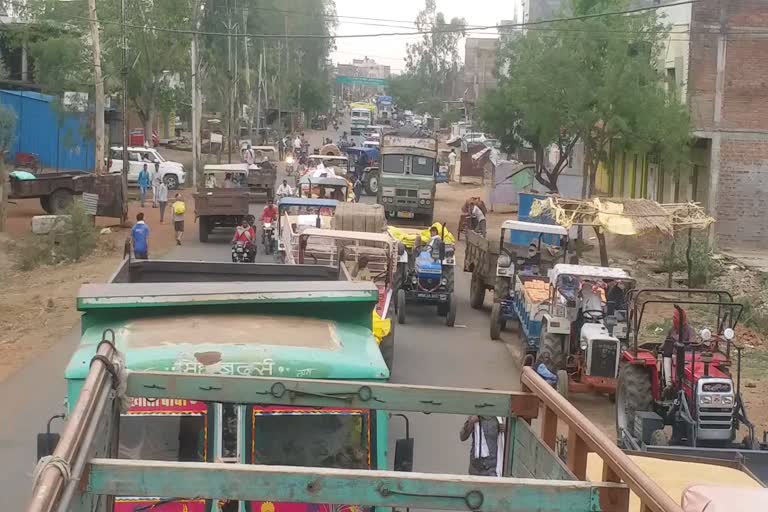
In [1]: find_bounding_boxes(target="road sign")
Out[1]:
[335,76,387,86]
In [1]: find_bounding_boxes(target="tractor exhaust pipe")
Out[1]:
[674,305,686,393]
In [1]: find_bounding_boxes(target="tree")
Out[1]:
[0,106,18,232]
[405,0,465,98]
[480,0,690,197]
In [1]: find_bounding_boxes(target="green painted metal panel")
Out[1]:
[66,316,389,381]
[511,420,575,481]
[125,372,535,418]
[336,76,387,86]
[87,459,611,512]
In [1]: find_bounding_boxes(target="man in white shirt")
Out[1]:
[471,203,486,236]
[293,135,302,153]
[448,149,457,181]
[276,179,293,199]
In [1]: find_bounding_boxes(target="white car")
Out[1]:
[108,146,186,189]
[464,132,488,143]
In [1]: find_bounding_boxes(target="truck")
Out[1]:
[375,95,393,124]
[377,128,438,224]
[30,307,694,512]
[195,165,252,243]
[8,171,126,219]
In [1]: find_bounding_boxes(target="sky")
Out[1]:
[332,0,521,73]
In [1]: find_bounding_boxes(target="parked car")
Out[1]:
[108,146,186,189]
[129,129,160,147]
[464,132,488,143]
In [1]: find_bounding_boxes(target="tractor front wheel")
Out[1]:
[539,323,566,369]
[616,364,653,440]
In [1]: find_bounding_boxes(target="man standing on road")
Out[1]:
[243,143,255,165]
[138,164,151,207]
[131,212,150,259]
[151,174,161,208]
[172,193,186,245]
[448,149,457,182]
[459,415,505,477]
[157,179,169,223]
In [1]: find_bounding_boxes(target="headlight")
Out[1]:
[445,246,455,257]
[722,396,733,405]
[700,328,712,341]
[498,254,512,267]
[580,340,588,351]
[723,328,735,340]
[700,395,712,405]
[440,277,448,286]
[286,156,294,164]
[411,276,417,284]
[419,199,425,205]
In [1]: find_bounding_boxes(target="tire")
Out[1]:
[364,170,379,195]
[490,302,503,340]
[397,289,406,325]
[469,273,485,309]
[446,294,457,327]
[163,174,179,190]
[40,196,52,214]
[49,189,74,214]
[650,429,668,446]
[539,323,566,369]
[199,217,209,243]
[615,364,653,440]
[380,321,395,373]
[556,370,569,399]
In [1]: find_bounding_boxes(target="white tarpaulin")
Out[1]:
[682,485,768,512]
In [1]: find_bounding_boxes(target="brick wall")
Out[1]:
[715,136,768,248]
[689,0,768,131]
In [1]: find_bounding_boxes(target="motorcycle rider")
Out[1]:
[260,198,279,225]
[232,217,256,261]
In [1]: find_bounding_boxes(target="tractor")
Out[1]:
[616,288,765,451]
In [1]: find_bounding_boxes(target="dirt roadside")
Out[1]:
[0,194,193,383]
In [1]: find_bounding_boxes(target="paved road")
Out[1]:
[0,129,525,510]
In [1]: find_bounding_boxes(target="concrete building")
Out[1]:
[688,0,768,248]
[463,38,498,103]
[334,57,390,101]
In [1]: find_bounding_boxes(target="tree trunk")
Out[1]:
[594,226,608,266]
[88,0,105,174]
[0,161,7,232]
[143,107,154,148]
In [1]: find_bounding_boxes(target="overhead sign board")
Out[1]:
[336,76,387,87]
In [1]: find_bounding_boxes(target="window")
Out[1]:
[119,415,207,462]
[129,152,141,162]
[382,154,405,174]
[411,156,435,176]
[251,410,370,469]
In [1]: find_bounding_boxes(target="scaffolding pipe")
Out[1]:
[27,341,120,512]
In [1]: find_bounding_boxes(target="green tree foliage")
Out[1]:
[387,0,465,115]
[405,0,465,98]
[480,0,690,194]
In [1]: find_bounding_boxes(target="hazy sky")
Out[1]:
[332,0,521,73]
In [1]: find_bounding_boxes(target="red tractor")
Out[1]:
[616,288,764,451]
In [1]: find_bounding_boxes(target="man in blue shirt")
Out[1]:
[138,163,151,207]
[131,212,150,259]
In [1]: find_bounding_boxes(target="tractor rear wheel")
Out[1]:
[539,323,566,369]
[616,364,653,440]
[650,429,668,446]
[490,302,503,340]
[397,289,406,325]
[469,272,485,309]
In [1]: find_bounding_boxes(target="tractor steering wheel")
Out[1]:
[582,309,605,321]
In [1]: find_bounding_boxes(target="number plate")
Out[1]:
[397,211,415,219]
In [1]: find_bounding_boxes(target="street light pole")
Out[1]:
[121,0,129,219]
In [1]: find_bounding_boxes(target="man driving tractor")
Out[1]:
[662,307,696,393]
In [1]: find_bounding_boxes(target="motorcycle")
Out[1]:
[262,222,275,254]
[231,240,256,263]
[285,154,295,176]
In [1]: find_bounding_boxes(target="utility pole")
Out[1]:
[256,50,262,137]
[87,0,105,175]
[226,0,234,163]
[120,0,129,219]
[191,0,200,188]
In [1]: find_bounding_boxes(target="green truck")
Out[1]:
[377,129,438,224]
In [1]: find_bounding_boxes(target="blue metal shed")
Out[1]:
[0,89,95,171]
